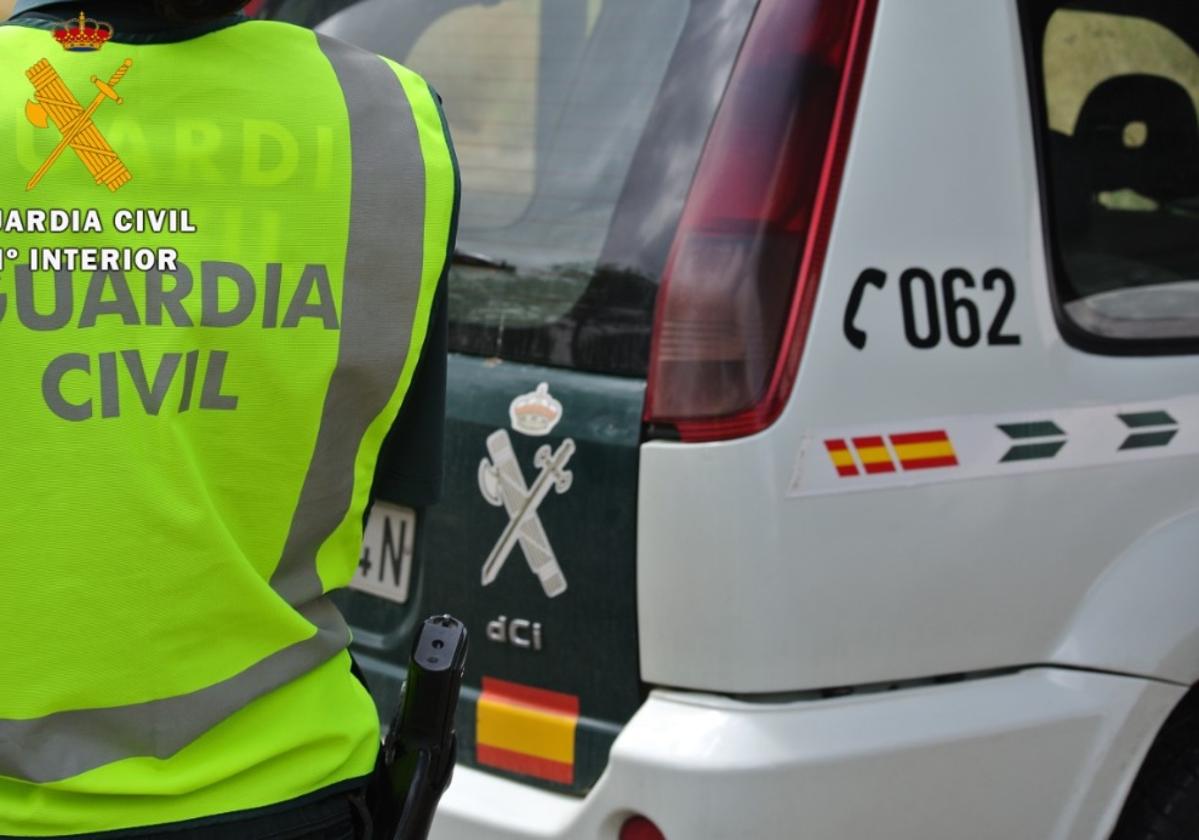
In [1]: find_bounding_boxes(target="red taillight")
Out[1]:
[644,0,878,442]
[620,816,667,840]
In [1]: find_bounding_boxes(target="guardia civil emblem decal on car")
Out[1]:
[509,382,563,437]
[478,383,574,598]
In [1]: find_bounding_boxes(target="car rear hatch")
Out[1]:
[259,0,756,795]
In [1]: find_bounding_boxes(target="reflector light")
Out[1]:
[644,0,879,441]
[620,815,667,840]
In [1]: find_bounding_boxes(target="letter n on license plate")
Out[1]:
[351,502,416,605]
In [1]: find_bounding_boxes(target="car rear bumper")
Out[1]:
[430,667,1182,840]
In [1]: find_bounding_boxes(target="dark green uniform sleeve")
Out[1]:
[371,80,457,512]
[370,278,447,508]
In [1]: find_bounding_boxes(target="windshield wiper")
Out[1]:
[452,248,516,272]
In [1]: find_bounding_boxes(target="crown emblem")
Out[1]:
[53,12,114,52]
[509,383,564,437]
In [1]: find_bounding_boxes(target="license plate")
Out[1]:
[351,502,416,605]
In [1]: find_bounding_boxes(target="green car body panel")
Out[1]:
[335,353,645,795]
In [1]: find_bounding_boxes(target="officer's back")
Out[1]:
[0,1,456,835]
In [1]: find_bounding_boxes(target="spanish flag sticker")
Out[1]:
[823,439,858,477]
[476,677,579,785]
[890,430,958,470]
[822,429,959,478]
[851,435,897,474]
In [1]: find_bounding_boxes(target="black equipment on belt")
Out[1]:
[367,614,469,840]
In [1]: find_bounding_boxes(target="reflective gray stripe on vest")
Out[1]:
[0,599,348,783]
[0,35,428,784]
[272,33,426,607]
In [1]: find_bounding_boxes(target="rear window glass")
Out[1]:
[263,0,752,375]
[1024,1,1199,347]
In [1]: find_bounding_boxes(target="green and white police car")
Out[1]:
[263,1,1199,837]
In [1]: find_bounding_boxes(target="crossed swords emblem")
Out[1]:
[478,430,575,598]
[24,57,134,192]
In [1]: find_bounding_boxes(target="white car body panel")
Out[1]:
[432,670,1184,840]
[1053,510,1199,681]
[637,0,1199,693]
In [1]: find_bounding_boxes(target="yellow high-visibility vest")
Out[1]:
[0,17,456,835]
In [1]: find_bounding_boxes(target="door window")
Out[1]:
[1024,1,1199,348]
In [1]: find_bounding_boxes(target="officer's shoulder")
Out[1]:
[233,19,402,70]
[375,54,436,101]
[248,22,437,101]
[235,18,320,46]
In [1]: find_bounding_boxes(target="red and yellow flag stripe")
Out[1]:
[824,429,959,478]
[852,435,896,474]
[476,678,579,785]
[890,430,958,470]
[823,439,859,477]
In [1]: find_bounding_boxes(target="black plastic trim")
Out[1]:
[657,662,1185,707]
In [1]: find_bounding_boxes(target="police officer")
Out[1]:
[0,1,457,836]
